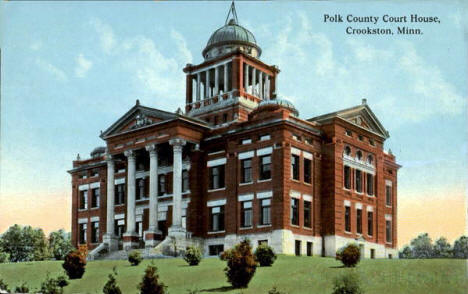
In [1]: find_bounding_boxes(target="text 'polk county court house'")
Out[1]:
[68,4,400,259]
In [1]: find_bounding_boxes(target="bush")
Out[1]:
[254,244,277,266]
[332,273,363,294]
[0,251,9,263]
[220,239,257,288]
[184,246,202,266]
[0,279,10,293]
[62,250,86,279]
[138,265,167,294]
[128,250,143,266]
[336,244,360,267]
[40,274,66,294]
[15,282,30,293]
[103,269,122,294]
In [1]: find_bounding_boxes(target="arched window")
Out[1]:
[356,150,363,161]
[367,155,374,165]
[344,146,351,157]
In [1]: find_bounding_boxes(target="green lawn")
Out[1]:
[0,256,467,294]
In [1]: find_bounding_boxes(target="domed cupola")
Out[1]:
[252,97,299,117]
[202,3,261,60]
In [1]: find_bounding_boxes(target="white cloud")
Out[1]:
[74,54,93,78]
[171,29,193,64]
[35,58,67,82]
[89,18,116,54]
[30,41,42,51]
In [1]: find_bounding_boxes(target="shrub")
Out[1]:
[332,273,363,294]
[128,250,143,266]
[184,246,202,266]
[56,275,69,289]
[138,265,167,294]
[254,244,277,266]
[0,251,9,263]
[220,239,257,288]
[62,250,86,279]
[336,244,360,267]
[40,274,65,294]
[103,270,122,294]
[15,282,30,293]
[0,279,10,293]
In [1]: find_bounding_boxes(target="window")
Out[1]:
[208,245,224,256]
[292,134,301,141]
[80,190,88,210]
[136,221,143,237]
[210,206,225,231]
[367,174,374,196]
[356,150,363,161]
[259,155,271,180]
[291,198,299,226]
[91,188,100,208]
[355,170,362,193]
[345,206,351,232]
[259,134,271,141]
[345,130,352,136]
[295,240,301,256]
[115,184,125,205]
[304,158,312,183]
[91,170,99,177]
[386,184,392,206]
[158,175,166,195]
[358,135,364,141]
[291,154,300,180]
[223,113,228,123]
[136,178,145,200]
[209,165,225,189]
[367,211,373,236]
[305,138,312,145]
[370,249,375,259]
[241,159,252,183]
[182,170,189,192]
[260,199,271,225]
[91,221,99,243]
[307,242,313,256]
[344,146,351,156]
[356,208,362,234]
[79,223,87,244]
[367,155,374,165]
[214,116,218,125]
[241,201,253,227]
[386,220,392,243]
[344,166,351,189]
[369,139,375,146]
[241,138,252,145]
[114,219,125,237]
[304,201,312,228]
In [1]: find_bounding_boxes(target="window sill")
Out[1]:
[257,224,272,228]
[291,179,301,183]
[208,188,226,193]
[290,224,300,228]
[303,226,313,230]
[90,207,100,210]
[239,182,253,186]
[386,205,392,208]
[136,198,148,202]
[344,231,352,235]
[208,230,225,235]
[114,204,125,207]
[367,235,373,238]
[366,194,375,198]
[355,191,364,195]
[343,187,351,191]
[240,226,253,230]
[78,208,88,212]
[303,182,312,186]
[257,178,272,183]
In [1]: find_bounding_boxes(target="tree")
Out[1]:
[103,268,122,294]
[336,244,360,267]
[332,273,363,294]
[220,239,257,288]
[453,236,468,259]
[138,265,167,294]
[433,237,452,258]
[49,229,74,260]
[62,250,86,279]
[399,245,412,259]
[254,244,277,267]
[410,233,433,258]
[0,224,49,262]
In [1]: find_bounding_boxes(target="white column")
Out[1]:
[196,72,201,101]
[169,138,186,232]
[124,150,137,235]
[259,71,264,99]
[224,63,228,92]
[265,76,270,100]
[252,67,257,95]
[205,70,210,99]
[214,66,219,95]
[244,64,249,93]
[105,155,115,236]
[146,144,160,233]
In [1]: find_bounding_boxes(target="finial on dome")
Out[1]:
[362,98,367,105]
[76,153,81,160]
[175,107,183,115]
[225,1,239,25]
[136,99,140,106]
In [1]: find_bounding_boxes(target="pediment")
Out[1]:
[101,103,177,138]
[338,106,389,138]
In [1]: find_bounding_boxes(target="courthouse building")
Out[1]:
[69,4,400,258]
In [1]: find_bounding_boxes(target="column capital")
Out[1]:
[145,144,159,154]
[124,149,136,159]
[169,138,186,148]
[105,153,113,162]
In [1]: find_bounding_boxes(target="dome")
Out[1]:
[90,146,106,158]
[255,98,299,117]
[202,18,262,60]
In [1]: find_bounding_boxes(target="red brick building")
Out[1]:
[69,5,400,259]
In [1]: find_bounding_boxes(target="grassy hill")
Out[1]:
[0,255,466,293]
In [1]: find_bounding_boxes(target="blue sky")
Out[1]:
[0,1,466,245]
